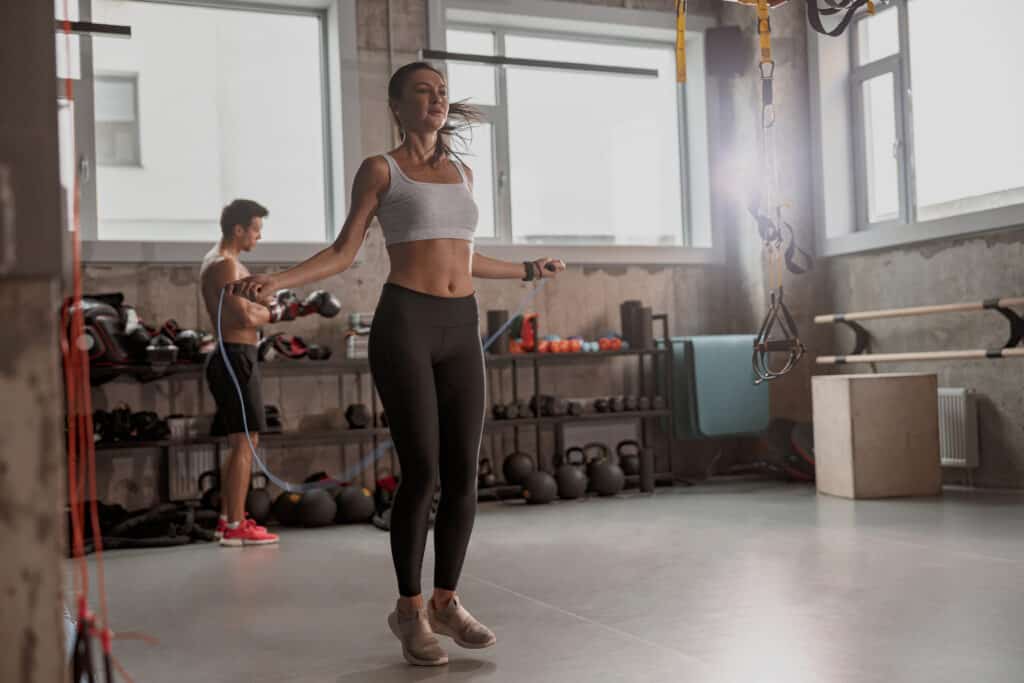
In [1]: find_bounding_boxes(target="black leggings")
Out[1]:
[369,283,485,597]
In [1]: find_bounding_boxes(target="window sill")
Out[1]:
[81,240,722,267]
[820,203,1024,258]
[476,243,722,266]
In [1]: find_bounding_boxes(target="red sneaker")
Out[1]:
[216,515,267,540]
[220,519,279,547]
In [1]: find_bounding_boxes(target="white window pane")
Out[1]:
[95,78,136,123]
[461,123,495,238]
[908,0,1024,220]
[505,35,683,246]
[445,29,497,106]
[856,7,898,65]
[92,1,328,243]
[862,73,899,223]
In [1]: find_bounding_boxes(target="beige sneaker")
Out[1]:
[387,602,449,667]
[428,596,496,649]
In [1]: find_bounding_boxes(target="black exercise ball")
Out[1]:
[335,486,375,524]
[298,489,337,527]
[521,471,557,505]
[502,452,535,486]
[245,489,272,525]
[556,465,588,500]
[589,462,625,496]
[272,491,303,526]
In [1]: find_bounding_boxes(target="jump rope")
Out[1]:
[217,268,555,494]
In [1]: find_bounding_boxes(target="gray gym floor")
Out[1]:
[81,480,1024,682]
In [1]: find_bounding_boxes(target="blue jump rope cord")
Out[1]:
[217,280,548,493]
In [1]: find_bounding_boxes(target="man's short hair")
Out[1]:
[220,199,268,237]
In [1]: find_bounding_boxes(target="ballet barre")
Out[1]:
[815,296,1024,365]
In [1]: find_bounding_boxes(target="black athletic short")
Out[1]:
[206,342,266,435]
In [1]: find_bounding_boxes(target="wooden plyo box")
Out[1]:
[811,373,942,499]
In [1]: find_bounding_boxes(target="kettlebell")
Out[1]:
[555,447,588,500]
[479,458,498,489]
[617,440,641,477]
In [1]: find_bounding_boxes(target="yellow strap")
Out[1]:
[676,0,687,83]
[756,0,772,64]
[867,0,876,14]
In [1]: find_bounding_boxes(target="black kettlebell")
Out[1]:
[617,440,641,477]
[593,398,610,413]
[555,447,588,500]
[590,461,625,497]
[637,396,651,411]
[609,396,625,412]
[479,458,498,489]
[198,470,221,512]
[623,396,639,411]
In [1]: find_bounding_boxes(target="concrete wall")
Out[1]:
[1,2,68,680]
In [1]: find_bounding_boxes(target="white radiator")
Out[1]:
[937,388,979,469]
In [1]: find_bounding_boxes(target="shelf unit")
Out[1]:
[92,339,677,491]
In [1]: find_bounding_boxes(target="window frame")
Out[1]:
[809,0,1024,257]
[430,0,720,265]
[79,0,362,264]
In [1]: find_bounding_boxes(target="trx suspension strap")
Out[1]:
[806,0,876,37]
[750,0,812,384]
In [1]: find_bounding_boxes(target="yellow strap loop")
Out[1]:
[676,0,687,83]
[756,0,772,64]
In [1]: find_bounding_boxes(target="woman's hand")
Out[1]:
[230,273,278,303]
[533,258,566,279]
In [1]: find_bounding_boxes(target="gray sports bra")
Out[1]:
[375,153,479,247]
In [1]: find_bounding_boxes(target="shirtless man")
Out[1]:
[200,199,279,547]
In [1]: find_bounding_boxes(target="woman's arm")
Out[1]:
[232,156,389,300]
[472,253,566,280]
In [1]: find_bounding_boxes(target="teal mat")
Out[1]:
[659,335,771,439]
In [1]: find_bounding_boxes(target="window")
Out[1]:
[813,0,1024,254]
[435,1,714,260]
[90,0,332,243]
[95,75,140,167]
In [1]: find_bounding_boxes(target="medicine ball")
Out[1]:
[245,489,272,525]
[502,452,535,486]
[273,491,303,526]
[298,489,336,527]
[521,471,557,505]
[590,462,625,497]
[334,486,375,524]
[556,465,587,500]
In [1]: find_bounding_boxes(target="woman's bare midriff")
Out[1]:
[386,238,475,297]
